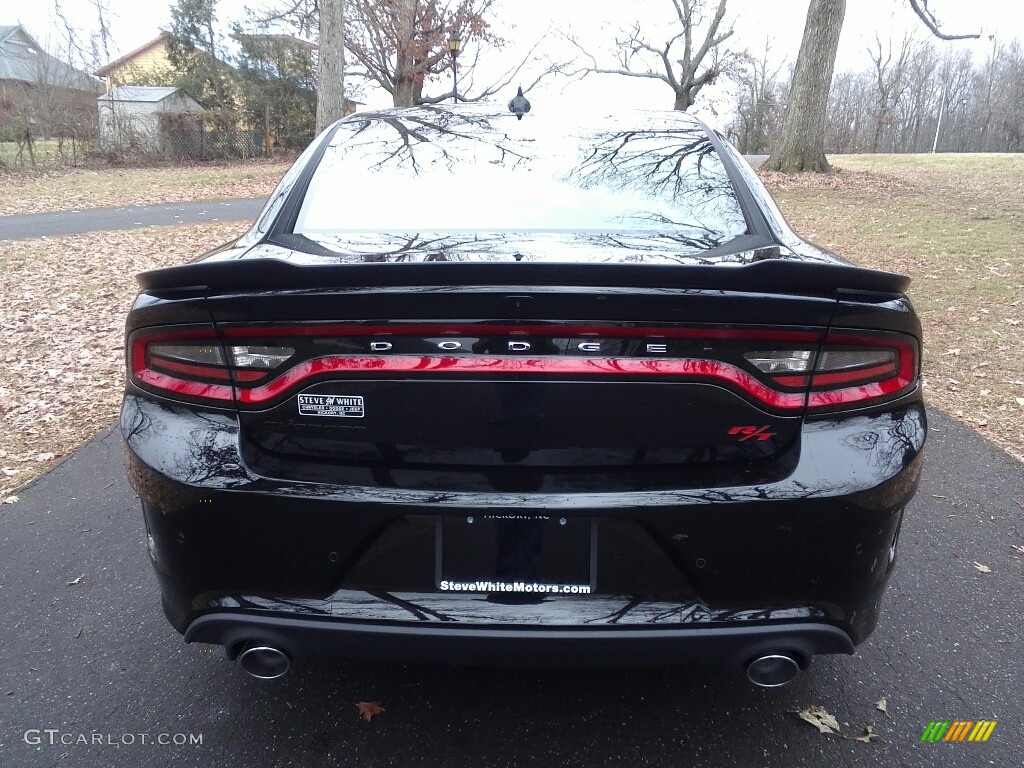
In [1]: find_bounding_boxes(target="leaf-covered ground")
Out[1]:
[0,159,294,216]
[0,223,247,499]
[763,153,1024,463]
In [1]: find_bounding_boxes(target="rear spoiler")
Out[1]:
[136,257,910,296]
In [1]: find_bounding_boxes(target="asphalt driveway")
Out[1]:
[1,408,1021,768]
[0,198,267,240]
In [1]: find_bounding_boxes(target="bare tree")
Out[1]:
[893,40,938,151]
[765,0,981,172]
[730,37,785,153]
[810,29,1023,155]
[254,0,564,109]
[0,26,101,167]
[262,0,320,39]
[932,49,973,151]
[975,36,999,150]
[868,32,915,152]
[316,0,347,132]
[346,0,505,107]
[823,70,866,153]
[567,0,736,111]
[906,0,980,41]
[996,42,1024,150]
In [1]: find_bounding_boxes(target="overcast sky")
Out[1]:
[12,0,1020,125]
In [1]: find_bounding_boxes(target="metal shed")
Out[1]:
[97,85,204,154]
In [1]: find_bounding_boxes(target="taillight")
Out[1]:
[744,350,814,374]
[129,328,294,403]
[128,324,918,412]
[745,330,918,410]
[807,331,918,409]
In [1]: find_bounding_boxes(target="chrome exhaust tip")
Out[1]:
[745,654,801,688]
[238,645,291,680]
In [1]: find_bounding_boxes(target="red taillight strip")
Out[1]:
[773,362,896,389]
[219,324,825,342]
[807,379,909,408]
[149,357,269,382]
[134,368,235,401]
[131,330,234,401]
[149,356,233,381]
[128,325,918,412]
[809,362,897,388]
[235,355,807,409]
[771,374,809,388]
[806,334,918,409]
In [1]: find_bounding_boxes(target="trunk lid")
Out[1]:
[135,256,911,485]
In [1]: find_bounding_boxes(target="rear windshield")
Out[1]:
[293,108,749,261]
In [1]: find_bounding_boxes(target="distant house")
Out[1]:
[97,85,204,154]
[94,32,178,92]
[94,31,358,156]
[0,24,102,136]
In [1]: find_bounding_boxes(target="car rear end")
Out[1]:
[122,107,925,682]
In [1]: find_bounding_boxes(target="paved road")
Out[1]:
[1,408,1020,767]
[0,198,267,241]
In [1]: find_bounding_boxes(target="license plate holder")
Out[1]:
[436,515,595,595]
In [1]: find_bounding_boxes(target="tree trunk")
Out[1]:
[763,0,846,173]
[316,0,347,134]
[391,0,418,107]
[871,106,885,153]
[393,75,416,108]
[673,90,693,111]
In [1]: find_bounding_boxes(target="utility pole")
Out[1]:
[931,77,949,153]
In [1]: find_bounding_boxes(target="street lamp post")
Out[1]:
[447,31,460,103]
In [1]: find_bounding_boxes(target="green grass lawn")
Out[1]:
[0,139,65,164]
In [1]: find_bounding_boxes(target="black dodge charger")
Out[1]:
[122,103,926,685]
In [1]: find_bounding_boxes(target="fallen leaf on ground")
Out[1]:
[66,575,84,585]
[973,562,992,573]
[0,222,248,501]
[874,697,888,716]
[797,705,842,735]
[356,701,385,722]
[852,724,881,743]
[1011,545,1024,555]
[3,496,18,504]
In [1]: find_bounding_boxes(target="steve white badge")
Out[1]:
[297,394,364,418]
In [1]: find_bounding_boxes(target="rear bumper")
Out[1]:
[187,612,853,667]
[123,394,926,660]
